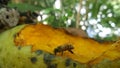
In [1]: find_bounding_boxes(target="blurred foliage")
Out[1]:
[8,3,41,12]
[8,0,120,41]
[9,0,79,28]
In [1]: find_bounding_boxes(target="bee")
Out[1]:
[54,44,74,55]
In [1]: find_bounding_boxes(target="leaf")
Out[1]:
[8,3,42,12]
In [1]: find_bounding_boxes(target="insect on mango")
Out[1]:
[54,44,74,55]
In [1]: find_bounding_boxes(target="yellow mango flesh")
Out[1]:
[14,24,120,64]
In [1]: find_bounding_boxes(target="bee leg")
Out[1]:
[68,50,74,54]
[54,51,57,55]
[61,51,64,55]
[54,49,57,55]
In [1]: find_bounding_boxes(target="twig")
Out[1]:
[76,0,82,28]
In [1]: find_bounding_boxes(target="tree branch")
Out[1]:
[76,0,82,28]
